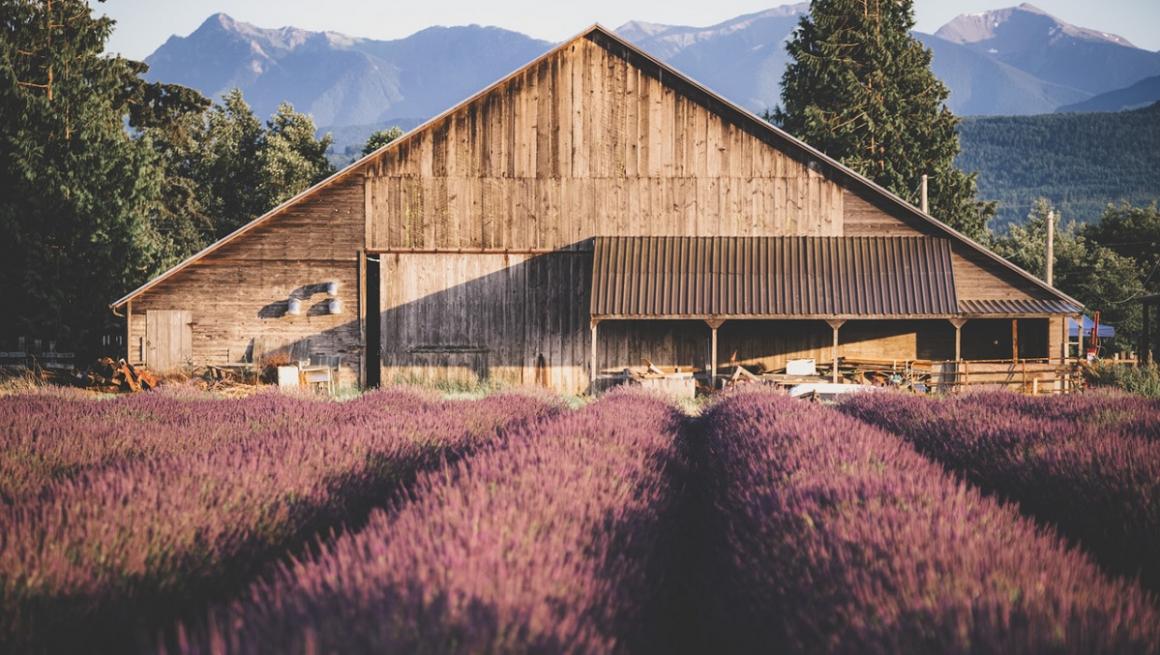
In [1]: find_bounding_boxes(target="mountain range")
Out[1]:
[143,3,1160,140]
[144,13,551,129]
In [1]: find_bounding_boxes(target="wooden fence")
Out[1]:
[926,358,1084,395]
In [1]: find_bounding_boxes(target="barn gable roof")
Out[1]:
[112,24,1080,311]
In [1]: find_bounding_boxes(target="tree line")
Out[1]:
[957,104,1160,232]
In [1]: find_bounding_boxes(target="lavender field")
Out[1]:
[1,387,1159,654]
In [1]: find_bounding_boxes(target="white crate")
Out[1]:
[786,358,817,376]
[276,365,300,389]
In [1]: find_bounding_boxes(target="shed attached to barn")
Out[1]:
[111,24,1082,394]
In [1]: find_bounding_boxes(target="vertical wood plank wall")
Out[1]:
[379,252,591,391]
[367,33,1066,393]
[127,178,365,386]
[365,35,845,253]
[371,34,855,392]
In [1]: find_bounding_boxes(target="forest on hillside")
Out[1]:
[957,103,1160,230]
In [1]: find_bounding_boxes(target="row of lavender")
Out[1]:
[840,390,1160,591]
[700,390,1159,653]
[167,391,687,654]
[4,388,1159,653]
[0,390,433,502]
[0,389,558,653]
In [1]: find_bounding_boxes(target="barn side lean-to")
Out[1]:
[110,25,1082,394]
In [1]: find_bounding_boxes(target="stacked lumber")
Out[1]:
[79,358,159,393]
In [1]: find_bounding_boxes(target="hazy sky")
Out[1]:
[100,0,1160,60]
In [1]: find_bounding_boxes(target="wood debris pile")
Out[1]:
[193,366,263,397]
[613,360,699,398]
[78,357,159,393]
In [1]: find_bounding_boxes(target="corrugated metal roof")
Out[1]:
[591,236,959,318]
[958,298,1082,316]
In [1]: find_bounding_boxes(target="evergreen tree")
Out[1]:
[131,80,213,266]
[362,126,404,156]
[192,93,334,238]
[0,0,170,353]
[0,4,335,354]
[773,0,995,240]
[1082,202,1160,290]
[258,102,334,208]
[192,89,266,238]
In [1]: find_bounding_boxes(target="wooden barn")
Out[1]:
[110,25,1082,394]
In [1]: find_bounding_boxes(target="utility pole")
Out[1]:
[920,174,929,214]
[1046,209,1055,286]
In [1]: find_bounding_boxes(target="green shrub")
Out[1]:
[1088,362,1160,398]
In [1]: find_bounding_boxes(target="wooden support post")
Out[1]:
[706,319,725,390]
[125,301,132,363]
[711,328,718,388]
[949,318,968,388]
[358,250,366,388]
[948,318,967,362]
[1011,319,1019,362]
[590,321,599,395]
[825,319,846,384]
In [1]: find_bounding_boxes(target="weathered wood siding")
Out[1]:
[128,178,365,385]
[379,252,590,391]
[365,34,846,253]
[843,187,1054,302]
[369,33,846,391]
[366,32,1063,392]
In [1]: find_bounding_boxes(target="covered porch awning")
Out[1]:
[586,236,1082,389]
[590,236,961,320]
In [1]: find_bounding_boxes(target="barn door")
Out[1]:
[145,310,192,373]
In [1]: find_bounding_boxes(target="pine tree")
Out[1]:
[0,0,171,353]
[131,83,213,266]
[191,93,334,238]
[192,89,267,237]
[773,0,995,240]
